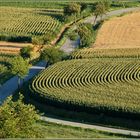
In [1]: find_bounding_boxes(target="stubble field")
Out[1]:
[94,11,140,49]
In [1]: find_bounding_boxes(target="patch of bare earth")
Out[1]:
[94,11,140,49]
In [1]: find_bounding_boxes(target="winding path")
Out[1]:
[41,116,140,137]
[60,7,140,53]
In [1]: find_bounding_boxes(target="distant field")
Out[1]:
[0,7,61,40]
[94,11,140,49]
[0,0,97,9]
[0,0,139,9]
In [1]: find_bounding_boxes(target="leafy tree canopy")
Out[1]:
[40,47,65,66]
[20,45,33,59]
[64,3,81,16]
[0,95,42,138]
[10,56,29,79]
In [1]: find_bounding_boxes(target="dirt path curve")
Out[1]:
[60,7,140,53]
[0,61,46,103]
[41,116,140,137]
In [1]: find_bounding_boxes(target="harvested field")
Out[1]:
[94,11,140,49]
[0,41,32,54]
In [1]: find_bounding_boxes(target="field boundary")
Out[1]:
[41,116,140,137]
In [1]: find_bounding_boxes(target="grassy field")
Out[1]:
[94,11,140,49]
[35,121,127,138]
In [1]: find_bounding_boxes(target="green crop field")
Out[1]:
[30,48,140,119]
[0,7,61,41]
[72,48,140,59]
[0,0,139,9]
[0,0,97,9]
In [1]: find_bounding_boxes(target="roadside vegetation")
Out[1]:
[0,95,129,138]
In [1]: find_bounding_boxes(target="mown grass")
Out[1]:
[35,120,127,138]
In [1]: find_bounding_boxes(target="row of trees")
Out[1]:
[64,0,111,24]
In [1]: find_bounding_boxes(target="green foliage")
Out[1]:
[64,3,81,16]
[0,54,16,84]
[0,64,7,75]
[20,46,33,59]
[0,95,42,138]
[77,23,94,48]
[40,47,65,66]
[67,31,78,41]
[32,36,45,46]
[10,56,29,79]
[92,0,111,24]
[80,3,88,12]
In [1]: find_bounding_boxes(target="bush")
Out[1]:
[20,46,33,59]
[40,47,66,66]
[68,31,79,41]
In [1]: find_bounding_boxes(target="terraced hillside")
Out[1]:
[30,50,140,118]
[0,7,61,39]
[94,11,140,49]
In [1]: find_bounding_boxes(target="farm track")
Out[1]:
[40,116,140,137]
[0,7,140,136]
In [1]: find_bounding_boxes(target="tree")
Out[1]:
[77,23,94,48]
[0,95,42,138]
[10,56,29,89]
[40,47,65,67]
[32,36,44,51]
[92,0,111,25]
[20,45,33,60]
[64,3,81,23]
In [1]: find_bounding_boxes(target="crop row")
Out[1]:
[0,7,61,36]
[0,53,16,65]
[71,48,140,59]
[30,58,140,118]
